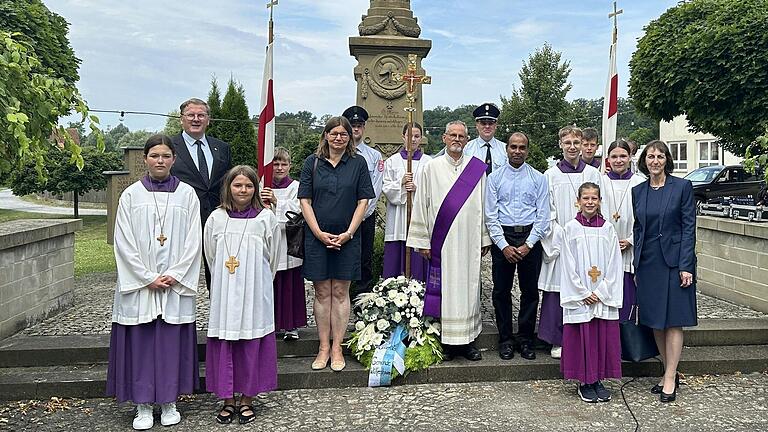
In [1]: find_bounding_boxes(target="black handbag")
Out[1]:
[620,305,660,362]
[284,210,305,259]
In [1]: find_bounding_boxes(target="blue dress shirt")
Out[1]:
[484,162,550,250]
[182,131,213,178]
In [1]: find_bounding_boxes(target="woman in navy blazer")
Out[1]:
[632,140,697,403]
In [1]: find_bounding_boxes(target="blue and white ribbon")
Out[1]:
[368,324,407,387]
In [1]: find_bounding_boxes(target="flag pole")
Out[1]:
[258,0,278,190]
[602,1,622,171]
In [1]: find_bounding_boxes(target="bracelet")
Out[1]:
[346,230,354,240]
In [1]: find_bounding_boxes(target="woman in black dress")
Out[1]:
[298,116,374,372]
[632,140,697,403]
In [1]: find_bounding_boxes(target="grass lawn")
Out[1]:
[0,210,115,276]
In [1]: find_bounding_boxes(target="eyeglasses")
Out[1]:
[183,113,208,120]
[328,132,349,139]
[446,133,467,141]
[561,140,581,147]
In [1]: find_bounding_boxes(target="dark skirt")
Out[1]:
[274,267,308,331]
[302,224,361,281]
[382,241,429,282]
[538,291,563,346]
[635,240,698,329]
[205,334,278,399]
[107,320,199,404]
[619,272,636,322]
[561,319,622,384]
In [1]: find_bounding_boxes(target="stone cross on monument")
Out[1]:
[349,0,432,157]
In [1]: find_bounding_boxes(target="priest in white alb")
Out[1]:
[407,120,492,362]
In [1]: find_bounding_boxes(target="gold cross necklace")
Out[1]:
[580,220,602,283]
[222,212,251,274]
[608,173,631,222]
[149,178,171,246]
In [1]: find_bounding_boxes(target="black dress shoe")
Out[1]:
[499,344,514,360]
[442,345,454,362]
[660,389,676,403]
[519,343,536,360]
[463,343,482,361]
[651,373,680,394]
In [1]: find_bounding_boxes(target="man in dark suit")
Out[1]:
[170,97,232,288]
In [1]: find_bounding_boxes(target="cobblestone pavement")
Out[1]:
[12,254,767,337]
[1,372,766,431]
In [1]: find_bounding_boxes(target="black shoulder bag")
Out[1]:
[284,157,318,259]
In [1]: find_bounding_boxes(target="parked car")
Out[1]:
[684,165,765,206]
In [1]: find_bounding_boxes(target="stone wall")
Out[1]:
[696,216,768,312]
[0,219,82,340]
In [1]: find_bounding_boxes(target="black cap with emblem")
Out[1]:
[342,106,369,124]
[473,103,500,122]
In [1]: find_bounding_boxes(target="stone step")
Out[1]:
[1,344,767,400]
[2,318,767,368]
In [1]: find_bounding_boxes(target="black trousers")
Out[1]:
[355,211,376,295]
[490,225,543,346]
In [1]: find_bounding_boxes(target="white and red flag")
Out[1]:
[601,39,618,152]
[257,41,275,185]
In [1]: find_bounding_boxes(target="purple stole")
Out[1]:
[423,157,487,318]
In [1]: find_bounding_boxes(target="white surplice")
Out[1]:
[406,154,492,345]
[559,220,623,324]
[273,180,303,271]
[538,165,602,292]
[382,152,433,241]
[112,181,202,325]
[204,208,280,340]
[600,174,646,273]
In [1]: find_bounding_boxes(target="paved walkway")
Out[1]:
[0,189,106,216]
[1,373,766,431]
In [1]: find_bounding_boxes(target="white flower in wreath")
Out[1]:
[375,297,387,308]
[393,292,409,308]
[396,275,407,283]
[355,321,366,331]
[393,311,402,323]
[388,289,398,300]
[354,292,378,308]
[409,295,420,307]
[372,332,384,347]
[426,321,441,335]
[409,317,420,328]
[376,319,390,332]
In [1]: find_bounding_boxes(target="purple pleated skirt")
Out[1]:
[382,241,429,282]
[561,318,622,384]
[619,272,637,322]
[106,320,199,404]
[538,291,563,346]
[274,267,307,331]
[205,333,278,399]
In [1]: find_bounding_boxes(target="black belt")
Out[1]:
[502,224,533,234]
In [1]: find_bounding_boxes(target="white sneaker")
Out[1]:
[160,402,181,426]
[132,404,154,430]
[284,329,299,341]
[550,345,562,359]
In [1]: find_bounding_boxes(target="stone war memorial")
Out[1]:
[1,0,768,430]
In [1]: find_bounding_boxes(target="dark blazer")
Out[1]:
[170,133,232,224]
[632,175,696,273]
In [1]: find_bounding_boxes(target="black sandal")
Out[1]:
[216,404,237,424]
[238,404,256,424]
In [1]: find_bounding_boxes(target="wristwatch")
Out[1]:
[346,231,354,240]
[525,241,534,249]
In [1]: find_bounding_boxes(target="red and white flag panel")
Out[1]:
[602,41,618,152]
[257,42,275,186]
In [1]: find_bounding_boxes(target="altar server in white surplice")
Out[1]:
[107,134,202,431]
[559,182,623,403]
[382,122,432,282]
[600,139,646,322]
[538,126,602,359]
[407,120,492,362]
[204,165,281,425]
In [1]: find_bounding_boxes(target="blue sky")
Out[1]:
[47,0,678,132]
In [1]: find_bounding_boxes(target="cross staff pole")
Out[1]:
[609,1,623,44]
[394,54,431,277]
[267,0,278,44]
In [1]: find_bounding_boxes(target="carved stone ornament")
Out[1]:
[358,11,421,37]
[361,54,408,100]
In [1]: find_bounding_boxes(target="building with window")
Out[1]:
[659,115,742,177]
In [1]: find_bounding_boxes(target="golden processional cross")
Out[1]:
[393,54,431,278]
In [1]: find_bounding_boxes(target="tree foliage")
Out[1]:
[217,78,257,167]
[163,110,182,137]
[629,0,768,156]
[0,31,102,180]
[271,111,321,177]
[498,43,573,159]
[422,105,475,154]
[207,77,223,139]
[10,146,122,217]
[0,0,80,84]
